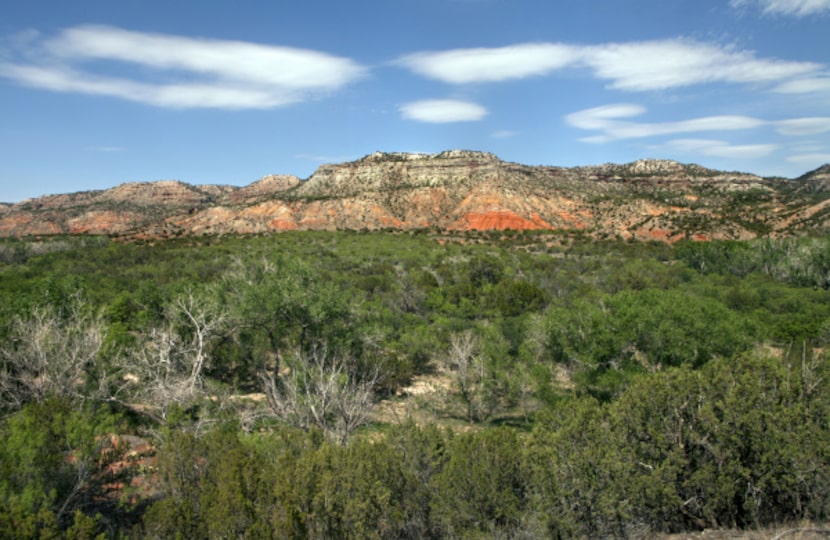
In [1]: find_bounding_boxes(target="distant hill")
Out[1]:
[2,150,829,241]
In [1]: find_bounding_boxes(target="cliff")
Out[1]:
[2,151,828,241]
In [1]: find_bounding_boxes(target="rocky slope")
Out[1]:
[2,151,828,241]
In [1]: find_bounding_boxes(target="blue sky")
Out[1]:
[1,0,829,202]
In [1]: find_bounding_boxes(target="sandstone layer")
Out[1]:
[1,152,828,241]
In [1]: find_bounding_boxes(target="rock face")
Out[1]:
[1,151,829,241]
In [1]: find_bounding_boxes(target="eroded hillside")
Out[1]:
[2,151,828,240]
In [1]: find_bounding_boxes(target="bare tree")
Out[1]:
[441,330,494,422]
[119,290,228,422]
[172,293,227,395]
[393,264,426,314]
[261,343,378,444]
[0,296,105,411]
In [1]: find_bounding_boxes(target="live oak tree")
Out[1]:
[223,254,352,385]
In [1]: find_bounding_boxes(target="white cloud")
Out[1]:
[565,104,764,141]
[774,76,830,93]
[565,103,646,130]
[400,99,488,123]
[787,153,830,164]
[665,138,778,158]
[612,116,765,138]
[790,141,826,153]
[0,25,366,109]
[398,39,820,92]
[731,0,830,16]
[706,144,778,159]
[0,64,298,108]
[775,117,830,135]
[582,40,817,91]
[578,135,615,144]
[568,104,830,142]
[397,43,579,84]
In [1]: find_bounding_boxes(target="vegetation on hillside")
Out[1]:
[1,230,829,538]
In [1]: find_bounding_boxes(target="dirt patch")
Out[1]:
[657,525,830,540]
[372,373,453,425]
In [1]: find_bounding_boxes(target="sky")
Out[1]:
[1,0,829,202]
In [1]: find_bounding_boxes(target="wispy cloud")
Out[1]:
[787,153,830,164]
[731,0,830,17]
[566,103,830,142]
[0,25,366,109]
[582,40,816,91]
[398,43,579,84]
[774,76,830,94]
[398,39,820,91]
[775,117,830,135]
[490,130,518,138]
[566,104,764,142]
[564,104,646,131]
[663,138,778,159]
[400,99,488,123]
